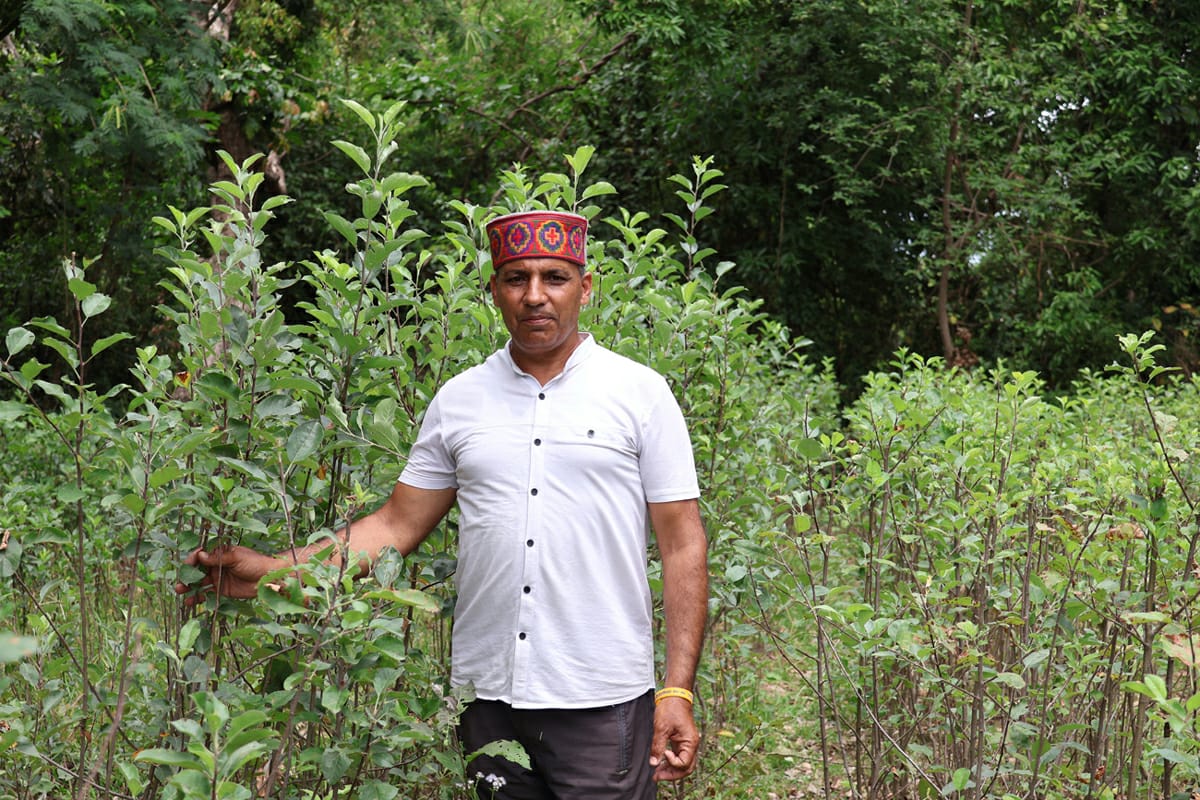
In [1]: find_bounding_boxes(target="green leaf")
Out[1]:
[363,587,441,613]
[468,738,530,770]
[134,748,206,770]
[56,485,87,503]
[260,195,293,212]
[20,357,48,382]
[81,293,112,318]
[6,326,34,356]
[226,710,270,741]
[116,760,146,795]
[172,719,204,740]
[581,181,617,200]
[178,619,202,659]
[1023,648,1050,669]
[258,585,310,615]
[1149,497,1169,520]
[992,672,1026,690]
[339,98,376,130]
[41,338,78,369]
[1142,673,1169,701]
[566,145,595,176]
[321,686,348,713]
[196,373,238,401]
[793,437,823,460]
[333,140,372,175]
[150,464,187,488]
[0,537,23,579]
[320,747,352,782]
[219,740,275,776]
[950,767,972,792]
[380,172,429,195]
[91,332,133,358]
[1149,747,1198,766]
[323,212,359,246]
[286,419,324,463]
[359,781,400,800]
[257,394,302,418]
[0,400,29,422]
[67,277,96,300]
[366,419,399,452]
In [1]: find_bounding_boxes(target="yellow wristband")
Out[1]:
[654,687,694,705]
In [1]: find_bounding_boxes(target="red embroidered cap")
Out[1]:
[486,211,588,269]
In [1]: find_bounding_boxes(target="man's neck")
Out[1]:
[510,332,587,385]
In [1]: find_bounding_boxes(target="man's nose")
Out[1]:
[524,276,548,303]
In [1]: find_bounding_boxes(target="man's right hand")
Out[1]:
[175,545,283,606]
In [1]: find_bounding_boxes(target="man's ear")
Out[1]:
[581,270,593,305]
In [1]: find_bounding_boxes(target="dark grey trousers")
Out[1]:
[457,690,656,800]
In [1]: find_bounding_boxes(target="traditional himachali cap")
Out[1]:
[486,210,588,268]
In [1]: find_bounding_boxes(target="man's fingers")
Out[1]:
[649,716,671,767]
[650,705,699,782]
[662,737,694,769]
[200,546,237,566]
[649,733,666,765]
[175,548,221,602]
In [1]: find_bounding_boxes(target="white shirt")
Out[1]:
[399,334,700,708]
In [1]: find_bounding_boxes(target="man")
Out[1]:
[177,210,709,799]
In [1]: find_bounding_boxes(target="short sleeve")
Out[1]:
[638,378,700,503]
[399,395,459,490]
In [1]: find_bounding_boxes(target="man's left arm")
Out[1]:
[647,497,708,782]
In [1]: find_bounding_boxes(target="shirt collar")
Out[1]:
[502,332,595,382]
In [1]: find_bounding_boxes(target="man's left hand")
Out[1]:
[649,697,699,781]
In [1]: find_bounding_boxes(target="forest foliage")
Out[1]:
[3,101,1200,800]
[2,0,1199,392]
[4,1,1200,799]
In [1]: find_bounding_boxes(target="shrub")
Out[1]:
[0,101,830,799]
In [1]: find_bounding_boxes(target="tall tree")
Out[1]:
[578,0,949,388]
[4,0,1198,393]
[0,0,218,381]
[574,0,1200,388]
[922,1,1200,380]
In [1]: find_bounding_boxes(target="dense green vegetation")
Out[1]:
[3,1,1200,798]
[2,0,1199,391]
[4,104,1200,798]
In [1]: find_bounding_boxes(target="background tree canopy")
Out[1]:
[2,0,1198,395]
[6,5,1200,799]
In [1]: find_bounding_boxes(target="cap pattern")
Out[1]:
[487,211,588,268]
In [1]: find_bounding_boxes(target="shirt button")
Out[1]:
[518,632,527,640]
[587,429,595,438]
[526,539,534,547]
[538,392,546,400]
[530,488,538,496]
[523,586,531,594]
[534,438,542,446]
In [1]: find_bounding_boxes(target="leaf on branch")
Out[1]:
[0,401,28,422]
[1163,633,1200,667]
[286,419,324,463]
[5,326,34,356]
[466,738,531,770]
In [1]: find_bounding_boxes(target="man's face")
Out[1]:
[489,257,593,364]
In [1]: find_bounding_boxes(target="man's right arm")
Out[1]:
[176,481,457,605]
